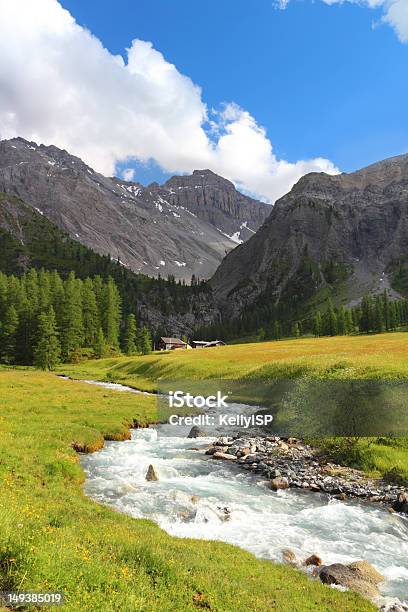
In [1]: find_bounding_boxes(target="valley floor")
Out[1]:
[62,332,408,484]
[0,369,373,611]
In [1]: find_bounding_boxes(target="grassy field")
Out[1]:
[0,369,373,611]
[62,333,408,484]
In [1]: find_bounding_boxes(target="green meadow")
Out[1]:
[62,333,408,484]
[0,369,374,611]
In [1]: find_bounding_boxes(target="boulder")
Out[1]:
[187,426,207,439]
[347,560,384,585]
[304,555,323,567]
[145,464,159,482]
[205,446,228,455]
[319,563,380,600]
[282,549,297,565]
[270,476,290,491]
[213,452,237,461]
[392,492,408,514]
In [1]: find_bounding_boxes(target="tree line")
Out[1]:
[0,269,153,370]
[196,290,408,342]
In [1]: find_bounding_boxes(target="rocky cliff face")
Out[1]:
[211,154,408,320]
[0,192,220,336]
[0,138,269,281]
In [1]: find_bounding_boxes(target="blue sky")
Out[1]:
[1,0,407,201]
[61,0,408,177]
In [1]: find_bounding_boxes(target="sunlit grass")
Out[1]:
[0,369,372,611]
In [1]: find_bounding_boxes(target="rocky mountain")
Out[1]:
[211,153,408,323]
[0,138,269,281]
[0,191,219,336]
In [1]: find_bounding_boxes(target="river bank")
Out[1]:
[2,368,373,611]
[202,434,408,511]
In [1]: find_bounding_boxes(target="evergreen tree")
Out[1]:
[313,311,322,338]
[292,322,301,338]
[389,300,398,330]
[102,277,121,349]
[140,327,152,355]
[373,296,385,333]
[382,289,391,331]
[34,307,61,371]
[61,272,84,361]
[258,327,266,341]
[94,327,107,359]
[0,305,19,364]
[337,306,346,335]
[273,321,281,341]
[344,309,354,335]
[324,301,338,336]
[124,314,138,355]
[82,279,99,347]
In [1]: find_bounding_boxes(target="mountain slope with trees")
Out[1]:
[0,137,269,281]
[210,153,408,335]
[0,192,219,339]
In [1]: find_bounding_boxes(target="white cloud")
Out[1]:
[0,0,338,203]
[122,168,136,182]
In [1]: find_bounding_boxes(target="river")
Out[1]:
[68,378,408,605]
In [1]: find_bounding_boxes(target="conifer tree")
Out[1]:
[124,314,137,355]
[313,311,322,337]
[292,322,301,338]
[337,306,346,335]
[94,327,107,359]
[34,307,61,371]
[389,300,398,330]
[140,327,152,355]
[344,309,354,335]
[61,272,84,361]
[273,321,281,341]
[82,279,99,347]
[373,296,385,333]
[0,305,19,364]
[102,277,121,349]
[324,301,338,336]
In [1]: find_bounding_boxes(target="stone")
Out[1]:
[347,560,384,585]
[282,549,297,565]
[319,563,380,600]
[212,452,237,461]
[205,446,228,455]
[191,495,200,504]
[187,426,207,439]
[392,492,408,514]
[304,555,323,567]
[270,476,290,491]
[145,464,159,482]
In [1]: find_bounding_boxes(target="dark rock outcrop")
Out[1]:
[211,154,408,320]
[145,465,159,482]
[0,138,269,281]
[187,426,207,439]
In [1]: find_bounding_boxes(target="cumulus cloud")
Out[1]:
[280,0,408,43]
[0,0,338,203]
[122,168,136,182]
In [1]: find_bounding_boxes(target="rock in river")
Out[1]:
[319,562,382,600]
[187,426,207,439]
[146,464,159,482]
[270,476,290,491]
[392,492,408,514]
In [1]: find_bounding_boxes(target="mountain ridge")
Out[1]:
[0,137,270,281]
[210,152,408,326]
